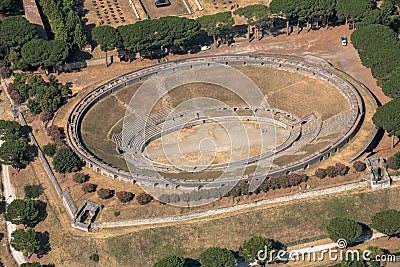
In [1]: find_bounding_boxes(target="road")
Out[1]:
[1,139,26,265]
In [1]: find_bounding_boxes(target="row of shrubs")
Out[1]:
[158,173,309,204]
[315,163,350,179]
[81,183,151,204]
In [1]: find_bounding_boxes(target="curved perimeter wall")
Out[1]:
[67,54,367,189]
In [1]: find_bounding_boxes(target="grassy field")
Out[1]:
[31,184,400,267]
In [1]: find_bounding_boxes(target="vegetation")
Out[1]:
[97,188,114,199]
[10,74,71,114]
[10,228,39,258]
[197,12,234,47]
[89,253,99,262]
[116,191,134,203]
[4,199,40,227]
[73,172,88,183]
[21,39,69,69]
[371,210,400,238]
[38,0,87,49]
[0,119,28,170]
[91,25,120,66]
[326,217,363,243]
[20,263,41,267]
[387,152,400,170]
[373,99,400,148]
[153,255,185,267]
[234,4,272,40]
[239,236,282,264]
[52,148,81,173]
[199,247,235,267]
[137,193,152,205]
[24,184,44,199]
[82,183,97,193]
[42,143,57,157]
[353,161,367,172]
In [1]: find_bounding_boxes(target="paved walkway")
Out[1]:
[0,140,26,265]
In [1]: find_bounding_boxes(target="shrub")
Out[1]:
[315,168,327,178]
[46,125,64,142]
[89,253,99,262]
[137,193,152,205]
[113,211,120,217]
[0,67,12,78]
[73,173,87,183]
[52,148,81,173]
[335,163,349,176]
[42,143,57,157]
[326,166,338,178]
[353,161,367,172]
[239,182,250,195]
[97,188,113,199]
[228,185,241,197]
[24,184,43,199]
[82,183,97,193]
[39,111,53,123]
[116,191,134,203]
[387,155,400,170]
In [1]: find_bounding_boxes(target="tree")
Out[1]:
[197,12,234,47]
[20,263,41,267]
[21,39,69,69]
[153,255,185,267]
[42,143,57,157]
[270,0,298,35]
[73,172,88,183]
[353,161,366,172]
[4,199,40,226]
[97,188,113,199]
[0,0,12,12]
[89,253,99,262]
[0,120,21,140]
[116,191,134,203]
[387,152,400,170]
[0,16,37,49]
[52,148,81,173]
[39,111,53,123]
[381,69,400,98]
[82,183,97,193]
[137,193,152,205]
[24,184,44,199]
[371,210,400,238]
[336,0,373,27]
[373,99,400,148]
[199,247,235,267]
[91,25,120,66]
[239,236,282,263]
[326,217,362,243]
[10,228,39,258]
[234,4,272,40]
[0,138,27,169]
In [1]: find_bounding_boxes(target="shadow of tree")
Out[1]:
[36,231,51,258]
[28,200,47,228]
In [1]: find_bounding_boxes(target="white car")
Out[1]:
[200,45,211,51]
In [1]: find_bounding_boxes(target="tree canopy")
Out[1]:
[92,25,120,53]
[197,12,234,43]
[4,199,40,227]
[0,16,37,49]
[0,138,27,168]
[336,0,373,25]
[373,99,400,141]
[326,217,363,243]
[239,236,282,263]
[10,228,39,258]
[21,39,69,68]
[371,210,400,237]
[0,120,21,141]
[199,247,236,267]
[153,255,185,267]
[52,148,81,173]
[234,4,272,29]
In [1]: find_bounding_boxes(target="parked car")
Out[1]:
[341,36,347,46]
[200,45,211,51]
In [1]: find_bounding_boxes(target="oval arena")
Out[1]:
[67,54,365,189]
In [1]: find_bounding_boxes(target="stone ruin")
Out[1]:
[73,200,103,232]
[364,157,391,190]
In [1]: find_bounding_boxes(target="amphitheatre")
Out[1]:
[68,54,371,196]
